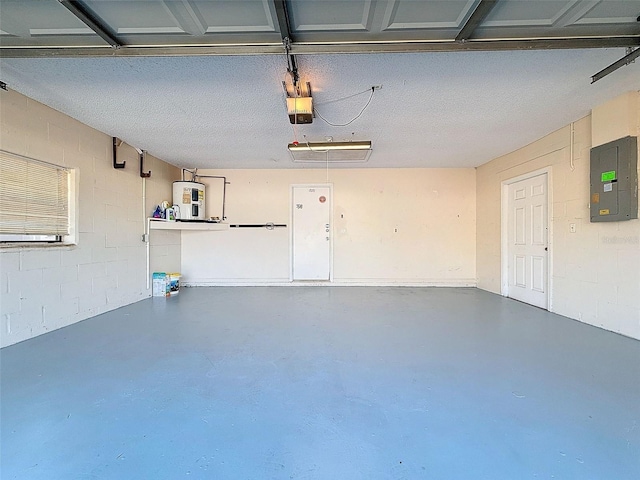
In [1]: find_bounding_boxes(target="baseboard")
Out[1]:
[183,279,477,287]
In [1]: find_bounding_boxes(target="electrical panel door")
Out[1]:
[590,136,638,222]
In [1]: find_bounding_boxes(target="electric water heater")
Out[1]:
[172,181,206,221]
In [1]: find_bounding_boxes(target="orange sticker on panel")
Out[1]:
[591,193,599,204]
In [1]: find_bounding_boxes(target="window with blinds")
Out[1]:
[0,150,70,243]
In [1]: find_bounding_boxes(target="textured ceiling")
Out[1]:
[1,0,639,169]
[2,49,639,169]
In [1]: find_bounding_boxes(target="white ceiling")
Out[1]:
[0,0,639,169]
[2,50,639,169]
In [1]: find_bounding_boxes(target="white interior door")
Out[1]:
[507,173,548,309]
[291,185,331,281]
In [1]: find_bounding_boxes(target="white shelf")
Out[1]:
[148,220,229,231]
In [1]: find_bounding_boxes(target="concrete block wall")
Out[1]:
[181,168,477,286]
[0,88,180,347]
[477,91,640,340]
[149,229,181,276]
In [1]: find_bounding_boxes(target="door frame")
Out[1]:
[289,183,334,282]
[500,167,553,311]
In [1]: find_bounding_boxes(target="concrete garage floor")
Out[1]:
[1,287,639,480]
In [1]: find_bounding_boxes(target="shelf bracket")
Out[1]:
[139,150,151,178]
[113,137,125,169]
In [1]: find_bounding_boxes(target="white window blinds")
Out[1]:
[0,150,70,236]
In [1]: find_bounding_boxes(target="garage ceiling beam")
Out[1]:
[1,36,638,58]
[273,0,300,87]
[273,0,294,43]
[161,0,207,36]
[456,0,499,42]
[58,0,122,48]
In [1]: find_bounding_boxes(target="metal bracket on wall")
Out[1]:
[229,223,287,229]
[139,150,151,178]
[112,137,125,169]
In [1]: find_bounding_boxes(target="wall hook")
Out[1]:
[113,137,126,169]
[139,150,151,178]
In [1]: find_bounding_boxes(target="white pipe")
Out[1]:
[143,177,150,290]
[146,218,150,291]
[570,122,575,171]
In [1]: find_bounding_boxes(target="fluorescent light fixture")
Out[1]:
[287,141,371,151]
[288,141,372,163]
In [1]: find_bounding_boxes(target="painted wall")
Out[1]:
[0,89,180,347]
[477,91,640,340]
[181,168,476,286]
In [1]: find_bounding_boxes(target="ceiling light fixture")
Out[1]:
[288,141,371,151]
[288,141,372,163]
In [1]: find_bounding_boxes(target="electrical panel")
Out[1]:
[590,136,638,222]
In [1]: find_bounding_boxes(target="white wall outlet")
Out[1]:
[569,223,576,233]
